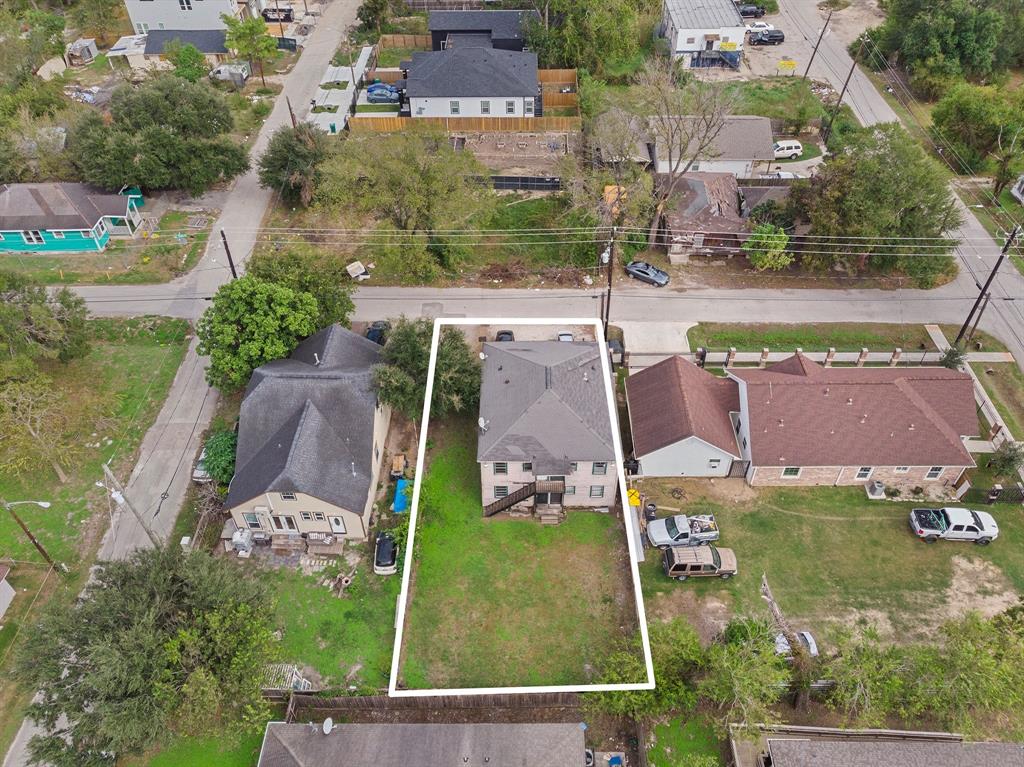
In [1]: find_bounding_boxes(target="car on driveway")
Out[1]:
[367,89,400,104]
[738,4,766,16]
[374,532,399,575]
[760,171,805,180]
[495,330,515,342]
[749,29,785,45]
[367,82,398,93]
[746,21,775,32]
[662,545,737,581]
[647,514,720,548]
[365,320,390,345]
[910,507,999,544]
[775,631,819,658]
[625,260,670,286]
[557,331,574,342]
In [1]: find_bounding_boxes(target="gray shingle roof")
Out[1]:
[477,341,615,471]
[767,738,1024,767]
[144,29,228,55]
[427,10,540,41]
[225,325,382,512]
[664,0,744,30]
[258,722,586,767]
[406,47,538,98]
[0,183,131,231]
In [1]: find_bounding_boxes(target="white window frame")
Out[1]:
[709,458,721,468]
[569,462,578,473]
[450,100,460,115]
[493,462,508,475]
[494,486,509,498]
[855,467,872,480]
[522,462,532,472]
[524,99,534,115]
[592,462,608,475]
[242,512,261,530]
[53,231,65,240]
[926,466,943,479]
[894,466,910,473]
[272,515,297,531]
[21,230,44,245]
[313,512,325,521]
[179,0,193,10]
[782,467,801,478]
[589,486,605,498]
[505,100,515,114]
[300,512,312,521]
[280,492,297,501]
[480,100,490,115]
[564,485,575,495]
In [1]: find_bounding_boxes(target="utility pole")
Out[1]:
[275,0,286,37]
[802,10,832,81]
[3,501,57,569]
[220,229,238,279]
[968,293,991,343]
[101,463,161,549]
[955,225,1020,346]
[822,38,863,144]
[286,96,298,128]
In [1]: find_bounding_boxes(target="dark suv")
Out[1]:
[749,29,785,45]
[738,4,765,16]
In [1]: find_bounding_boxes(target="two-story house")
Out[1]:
[477,341,618,519]
[427,9,540,51]
[225,325,391,551]
[662,0,747,68]
[124,0,265,34]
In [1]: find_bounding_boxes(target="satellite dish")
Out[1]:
[322,717,334,735]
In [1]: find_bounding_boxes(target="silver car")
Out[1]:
[647,514,720,548]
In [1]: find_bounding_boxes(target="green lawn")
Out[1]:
[269,559,401,689]
[637,481,1024,644]
[399,423,642,689]
[129,732,265,767]
[376,46,423,68]
[971,362,1024,439]
[725,78,828,126]
[775,140,823,163]
[686,322,939,352]
[355,103,399,113]
[648,717,722,767]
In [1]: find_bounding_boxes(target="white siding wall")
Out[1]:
[654,158,756,177]
[409,96,532,118]
[480,460,618,508]
[126,0,239,32]
[638,436,735,477]
[669,25,747,57]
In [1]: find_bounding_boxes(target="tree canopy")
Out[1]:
[203,428,238,485]
[69,77,249,195]
[16,547,277,766]
[165,41,210,83]
[523,0,649,75]
[258,124,332,206]
[247,245,356,329]
[196,275,319,391]
[222,14,278,86]
[741,223,793,271]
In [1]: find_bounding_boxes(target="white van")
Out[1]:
[773,139,803,159]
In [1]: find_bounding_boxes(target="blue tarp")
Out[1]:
[392,478,411,513]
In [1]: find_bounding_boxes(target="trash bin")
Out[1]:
[644,502,657,521]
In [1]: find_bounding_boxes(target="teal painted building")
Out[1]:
[0,183,143,254]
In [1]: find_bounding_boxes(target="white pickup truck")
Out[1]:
[909,507,999,545]
[647,514,720,548]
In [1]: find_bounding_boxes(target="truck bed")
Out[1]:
[912,507,948,532]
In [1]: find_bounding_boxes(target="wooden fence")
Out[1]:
[538,68,577,83]
[543,91,578,108]
[364,68,404,83]
[289,691,581,715]
[379,33,432,49]
[348,115,582,132]
[399,0,484,9]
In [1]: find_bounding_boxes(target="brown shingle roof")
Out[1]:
[659,172,749,237]
[626,356,740,458]
[729,354,977,468]
[767,737,1024,767]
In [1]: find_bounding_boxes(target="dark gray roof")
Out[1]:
[407,47,538,98]
[144,29,228,55]
[664,0,744,30]
[428,10,540,41]
[258,722,586,767]
[767,738,1024,767]
[225,325,382,512]
[477,341,615,471]
[0,183,131,231]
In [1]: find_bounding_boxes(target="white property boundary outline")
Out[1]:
[388,317,655,697]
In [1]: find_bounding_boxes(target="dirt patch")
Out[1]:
[646,587,733,645]
[633,477,757,508]
[938,555,1020,622]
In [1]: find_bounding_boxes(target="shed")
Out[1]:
[67,38,99,66]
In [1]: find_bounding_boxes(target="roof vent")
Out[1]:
[860,414,867,424]
[909,423,915,431]
[583,371,589,383]
[777,418,784,426]
[846,397,853,405]
[824,387,830,396]
[351,462,356,476]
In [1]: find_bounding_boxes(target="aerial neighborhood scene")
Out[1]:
[3,0,1024,762]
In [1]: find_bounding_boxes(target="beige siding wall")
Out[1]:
[480,459,618,508]
[749,465,968,487]
[362,402,392,521]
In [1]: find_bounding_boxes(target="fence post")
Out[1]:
[857,347,868,367]
[759,347,769,368]
[825,347,836,367]
[889,347,902,366]
[725,347,737,368]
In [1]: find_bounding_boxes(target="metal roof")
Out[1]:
[664,0,744,30]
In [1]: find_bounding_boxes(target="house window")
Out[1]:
[734,420,741,434]
[494,486,509,498]
[300,512,312,521]
[179,0,192,9]
[313,512,325,521]
[722,35,730,42]
[480,100,490,114]
[685,37,695,44]
[569,462,578,473]
[53,231,65,240]
[82,230,94,238]
[565,486,575,495]
[709,458,721,469]
[493,462,508,475]
[894,466,910,473]
[589,486,605,498]
[272,515,297,531]
[926,466,943,479]
[242,512,261,530]
[505,100,515,114]
[592,462,608,475]
[450,100,460,114]
[21,230,44,245]
[96,220,106,234]
[522,462,532,472]
[855,467,872,480]
[782,467,801,478]
[280,492,296,501]
[691,162,701,170]
[525,99,534,115]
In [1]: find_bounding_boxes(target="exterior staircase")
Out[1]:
[484,482,536,517]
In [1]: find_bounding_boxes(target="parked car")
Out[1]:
[374,532,399,575]
[773,139,803,159]
[909,507,999,544]
[557,331,574,342]
[749,29,785,45]
[738,4,766,16]
[191,448,211,484]
[365,320,390,345]
[663,545,737,581]
[367,82,398,94]
[647,514,720,548]
[760,171,805,180]
[746,21,775,32]
[775,631,819,658]
[367,89,400,104]
[495,330,515,342]
[625,260,670,286]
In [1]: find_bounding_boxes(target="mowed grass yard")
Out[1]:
[399,423,643,689]
[636,480,1024,645]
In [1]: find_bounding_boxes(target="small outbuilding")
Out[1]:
[66,38,99,67]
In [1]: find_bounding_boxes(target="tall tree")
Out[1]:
[71,0,124,44]
[257,124,331,206]
[742,223,793,271]
[165,41,210,83]
[247,245,355,328]
[16,547,277,766]
[196,275,319,391]
[523,0,644,74]
[222,14,278,87]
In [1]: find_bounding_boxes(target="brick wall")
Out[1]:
[749,465,968,487]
